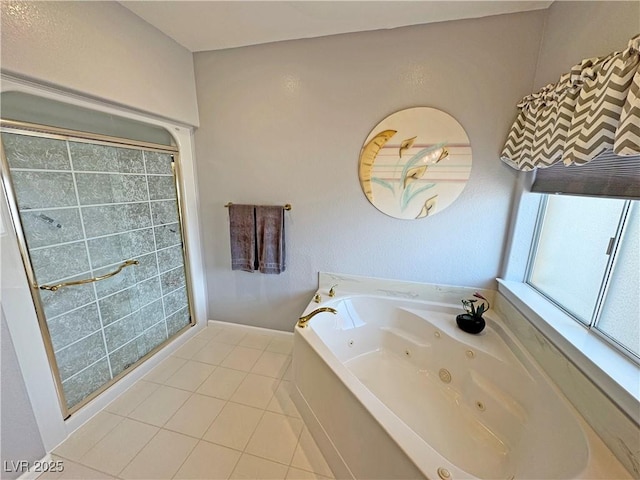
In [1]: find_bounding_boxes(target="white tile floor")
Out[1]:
[40,324,334,480]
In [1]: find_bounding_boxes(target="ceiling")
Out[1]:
[119,1,553,53]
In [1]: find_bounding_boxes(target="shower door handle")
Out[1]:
[39,259,139,291]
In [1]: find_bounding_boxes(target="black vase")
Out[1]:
[456,313,486,334]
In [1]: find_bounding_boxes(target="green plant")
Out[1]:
[461,292,490,318]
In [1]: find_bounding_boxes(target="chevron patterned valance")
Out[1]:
[501,34,640,171]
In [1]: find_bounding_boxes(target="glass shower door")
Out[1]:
[1,129,193,415]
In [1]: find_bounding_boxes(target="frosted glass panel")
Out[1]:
[597,202,639,356]
[529,196,626,323]
[2,131,191,412]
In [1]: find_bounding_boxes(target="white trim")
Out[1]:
[0,74,208,452]
[499,184,639,422]
[499,173,540,281]
[208,319,294,338]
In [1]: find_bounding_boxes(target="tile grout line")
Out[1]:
[59,354,110,386]
[66,139,115,383]
[38,244,180,292]
[46,299,98,323]
[54,454,116,479]
[163,294,190,319]
[166,426,213,480]
[119,367,231,478]
[67,416,138,479]
[119,414,198,479]
[237,407,305,471]
[45,261,184,322]
[55,329,311,480]
[105,317,171,360]
[116,384,196,477]
[226,331,300,470]
[20,197,178,214]
[113,423,162,479]
[11,166,173,176]
[144,150,171,341]
[220,348,289,468]
[53,296,178,357]
[104,380,160,418]
[58,306,185,384]
[192,388,244,478]
[52,410,127,466]
[44,267,186,342]
[56,334,244,467]
[28,221,181,252]
[173,334,292,374]
[217,387,270,473]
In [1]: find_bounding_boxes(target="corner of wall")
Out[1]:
[531,1,640,90]
[530,5,550,92]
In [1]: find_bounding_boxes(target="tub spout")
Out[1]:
[297,307,337,328]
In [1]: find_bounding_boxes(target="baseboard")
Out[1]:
[15,454,53,480]
[208,319,293,338]
[52,321,204,451]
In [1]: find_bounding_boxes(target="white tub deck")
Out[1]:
[293,293,632,480]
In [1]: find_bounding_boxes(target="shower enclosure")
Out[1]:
[0,122,194,417]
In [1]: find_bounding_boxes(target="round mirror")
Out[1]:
[358,107,472,219]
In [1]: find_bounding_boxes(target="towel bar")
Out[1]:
[225,202,291,210]
[39,259,139,291]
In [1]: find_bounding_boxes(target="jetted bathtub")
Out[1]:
[292,293,631,480]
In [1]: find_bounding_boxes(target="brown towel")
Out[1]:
[256,205,286,274]
[229,204,256,272]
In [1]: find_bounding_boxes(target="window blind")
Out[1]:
[531,149,640,199]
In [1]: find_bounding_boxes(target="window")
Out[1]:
[527,195,639,359]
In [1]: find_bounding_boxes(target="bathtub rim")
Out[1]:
[294,291,633,480]
[296,293,511,480]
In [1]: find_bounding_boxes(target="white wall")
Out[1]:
[0,1,199,126]
[0,309,45,479]
[533,1,640,90]
[193,11,546,331]
[0,1,206,453]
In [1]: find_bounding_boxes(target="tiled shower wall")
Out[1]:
[2,132,191,410]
